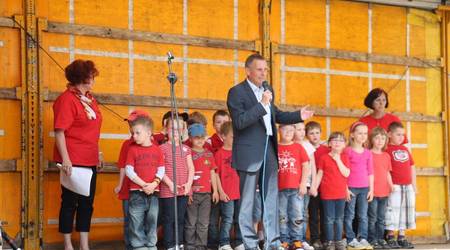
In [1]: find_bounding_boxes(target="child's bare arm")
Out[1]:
[114,168,126,194]
[411,165,417,193]
[210,170,219,203]
[334,156,350,177]
[387,171,394,191]
[299,161,310,195]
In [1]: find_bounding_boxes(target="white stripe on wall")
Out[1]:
[69,0,75,62]
[368,3,373,91]
[0,40,4,47]
[233,0,239,86]
[280,0,286,104]
[183,0,188,99]
[128,0,134,95]
[326,0,331,137]
[0,129,4,136]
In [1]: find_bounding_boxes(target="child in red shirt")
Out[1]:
[305,121,329,249]
[278,124,311,250]
[185,123,219,250]
[310,132,350,250]
[114,109,149,250]
[215,121,243,250]
[124,115,165,249]
[385,122,416,249]
[367,127,393,249]
[160,118,195,250]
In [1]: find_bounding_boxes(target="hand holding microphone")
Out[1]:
[261,81,272,105]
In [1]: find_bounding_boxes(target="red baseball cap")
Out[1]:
[127,109,149,122]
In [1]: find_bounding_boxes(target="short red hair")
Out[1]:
[65,59,99,86]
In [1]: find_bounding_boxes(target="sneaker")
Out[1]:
[312,240,324,250]
[386,237,400,249]
[219,245,233,250]
[369,241,381,249]
[290,241,304,250]
[234,243,245,250]
[358,239,373,250]
[377,240,390,249]
[280,242,290,250]
[325,241,335,250]
[335,240,346,250]
[302,241,315,250]
[397,237,414,249]
[346,239,365,250]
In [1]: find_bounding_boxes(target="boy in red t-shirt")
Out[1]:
[124,115,165,249]
[114,109,149,250]
[385,122,416,249]
[185,123,220,250]
[215,121,243,250]
[310,132,350,250]
[277,124,311,250]
[305,121,329,249]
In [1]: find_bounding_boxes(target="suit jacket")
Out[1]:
[226,80,302,172]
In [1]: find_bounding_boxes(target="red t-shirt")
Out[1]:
[278,143,309,190]
[207,133,224,153]
[359,113,408,144]
[215,148,240,201]
[386,144,414,185]
[159,143,192,198]
[317,153,350,200]
[117,138,134,200]
[191,149,217,193]
[372,151,392,197]
[125,144,165,190]
[314,144,330,172]
[53,88,102,166]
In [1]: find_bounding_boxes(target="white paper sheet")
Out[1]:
[59,166,93,196]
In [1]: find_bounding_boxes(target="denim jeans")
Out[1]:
[128,191,159,250]
[207,202,220,248]
[122,200,132,250]
[161,196,189,249]
[344,187,369,241]
[301,193,310,242]
[322,199,345,241]
[368,197,388,242]
[220,200,242,246]
[308,193,325,242]
[279,189,306,243]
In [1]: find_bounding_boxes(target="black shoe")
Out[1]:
[378,240,390,249]
[387,237,400,249]
[397,237,414,249]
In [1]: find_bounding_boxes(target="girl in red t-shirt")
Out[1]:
[311,132,350,250]
[367,127,393,248]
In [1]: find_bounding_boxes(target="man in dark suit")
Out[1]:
[227,54,313,250]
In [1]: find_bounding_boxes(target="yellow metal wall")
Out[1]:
[0,0,448,245]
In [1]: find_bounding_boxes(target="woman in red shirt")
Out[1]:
[359,88,407,144]
[53,60,102,250]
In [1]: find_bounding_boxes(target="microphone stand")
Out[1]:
[167,52,184,250]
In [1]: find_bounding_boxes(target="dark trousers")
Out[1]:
[58,167,97,233]
[185,193,212,249]
[308,194,325,242]
[207,201,220,248]
[161,196,189,248]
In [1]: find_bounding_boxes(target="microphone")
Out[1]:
[262,81,270,91]
[167,51,174,64]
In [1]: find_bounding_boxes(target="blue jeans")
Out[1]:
[122,200,132,250]
[161,196,189,249]
[344,187,369,241]
[301,193,310,242]
[220,200,242,246]
[279,189,306,243]
[322,199,345,241]
[208,202,220,248]
[368,197,388,242]
[128,191,158,250]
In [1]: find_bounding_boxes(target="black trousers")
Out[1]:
[58,166,97,233]
[308,194,326,242]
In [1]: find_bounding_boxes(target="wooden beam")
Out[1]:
[275,43,441,68]
[349,0,441,10]
[416,167,447,176]
[45,161,119,173]
[0,87,19,100]
[41,90,444,123]
[45,21,257,52]
[0,16,15,28]
[0,160,17,172]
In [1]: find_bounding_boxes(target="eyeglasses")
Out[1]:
[330,139,345,143]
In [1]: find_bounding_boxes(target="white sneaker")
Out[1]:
[234,243,245,250]
[358,239,372,250]
[219,244,233,250]
[347,239,365,250]
[302,241,314,250]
